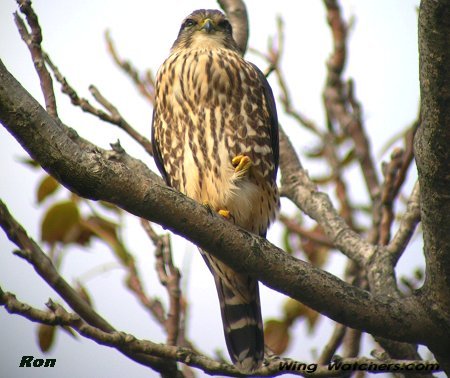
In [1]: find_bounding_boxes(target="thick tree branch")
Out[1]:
[279,127,373,266]
[0,59,435,346]
[415,0,450,367]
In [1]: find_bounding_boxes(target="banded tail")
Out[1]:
[200,250,264,373]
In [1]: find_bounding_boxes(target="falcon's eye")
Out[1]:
[218,19,232,32]
[182,19,196,29]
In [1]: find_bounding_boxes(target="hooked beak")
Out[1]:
[200,18,215,33]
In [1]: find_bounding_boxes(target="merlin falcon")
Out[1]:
[151,9,279,373]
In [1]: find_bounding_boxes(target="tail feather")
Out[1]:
[200,250,264,373]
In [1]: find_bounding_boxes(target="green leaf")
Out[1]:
[41,201,80,244]
[17,156,41,169]
[98,201,122,213]
[37,175,60,203]
[282,228,294,254]
[339,148,356,168]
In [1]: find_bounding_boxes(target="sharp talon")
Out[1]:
[203,201,214,215]
[232,154,252,176]
[232,154,244,167]
[218,209,231,219]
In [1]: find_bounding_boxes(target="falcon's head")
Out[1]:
[172,9,240,52]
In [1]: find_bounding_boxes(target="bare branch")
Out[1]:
[343,328,362,358]
[279,126,374,265]
[378,148,405,245]
[279,214,334,249]
[14,1,57,117]
[317,323,346,365]
[141,219,181,346]
[43,52,154,156]
[387,182,420,264]
[124,251,167,325]
[0,288,442,377]
[105,30,155,105]
[323,1,380,200]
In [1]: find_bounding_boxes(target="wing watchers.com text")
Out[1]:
[278,360,440,374]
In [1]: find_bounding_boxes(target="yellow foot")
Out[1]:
[218,209,231,219]
[232,154,252,177]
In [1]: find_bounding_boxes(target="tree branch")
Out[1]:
[14,0,57,117]
[322,0,379,201]
[217,0,249,55]
[0,58,435,346]
[415,0,450,367]
[387,182,420,265]
[279,127,373,266]
[0,199,181,377]
[0,288,442,377]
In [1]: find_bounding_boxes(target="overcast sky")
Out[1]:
[1,1,435,377]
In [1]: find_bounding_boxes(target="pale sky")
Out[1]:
[1,1,433,377]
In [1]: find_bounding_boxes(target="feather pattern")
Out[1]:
[152,9,279,373]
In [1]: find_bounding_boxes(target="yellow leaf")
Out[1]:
[305,306,320,333]
[283,298,307,323]
[37,323,56,353]
[41,201,80,244]
[37,175,60,203]
[283,299,320,332]
[301,225,330,268]
[264,319,290,354]
[81,216,131,264]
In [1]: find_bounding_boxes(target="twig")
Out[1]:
[391,118,419,197]
[105,31,155,104]
[322,132,355,228]
[317,323,346,364]
[388,182,421,265]
[89,85,154,156]
[369,118,419,245]
[279,214,334,248]
[43,53,154,156]
[14,1,57,117]
[323,0,380,201]
[378,148,405,245]
[343,328,362,358]
[250,19,322,136]
[125,254,167,325]
[141,219,181,347]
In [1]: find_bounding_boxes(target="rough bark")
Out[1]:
[415,0,450,369]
